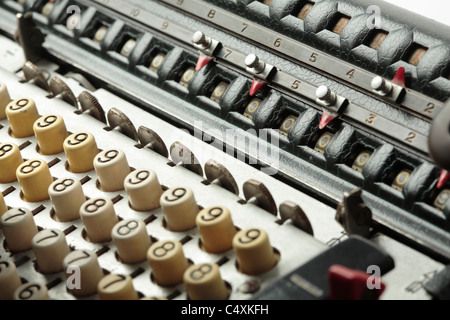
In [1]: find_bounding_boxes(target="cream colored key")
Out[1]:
[32,229,70,274]
[160,187,199,231]
[63,132,99,173]
[33,115,69,155]
[124,169,163,211]
[112,219,151,264]
[94,149,131,192]
[0,191,7,218]
[184,263,228,300]
[16,159,53,202]
[63,250,104,297]
[80,197,119,243]
[147,240,189,287]
[97,274,139,300]
[6,98,40,138]
[232,228,277,275]
[0,143,23,183]
[0,208,38,252]
[0,260,22,300]
[49,178,86,222]
[196,206,236,253]
[14,282,49,300]
[0,83,12,120]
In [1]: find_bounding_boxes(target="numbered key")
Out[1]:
[125,169,163,211]
[16,159,53,202]
[160,187,199,231]
[33,115,69,155]
[6,98,40,138]
[14,282,49,300]
[0,83,12,120]
[32,229,70,274]
[196,206,236,253]
[0,260,22,300]
[0,208,38,252]
[63,132,99,173]
[97,274,139,300]
[232,228,277,275]
[49,178,86,222]
[63,250,104,297]
[147,240,189,287]
[94,149,131,192]
[0,143,23,183]
[112,219,151,264]
[183,263,228,300]
[80,197,119,243]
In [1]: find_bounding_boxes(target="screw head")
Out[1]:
[371,76,385,91]
[192,31,206,45]
[316,85,331,101]
[245,54,259,68]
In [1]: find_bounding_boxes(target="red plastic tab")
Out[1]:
[328,264,385,300]
[437,170,450,189]
[249,78,267,96]
[319,112,336,129]
[392,67,406,87]
[195,54,212,71]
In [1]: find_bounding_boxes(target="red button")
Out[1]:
[328,264,386,300]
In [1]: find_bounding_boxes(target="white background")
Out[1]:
[383,0,450,26]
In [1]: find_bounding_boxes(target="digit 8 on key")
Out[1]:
[147,240,189,287]
[0,142,23,183]
[16,159,53,202]
[183,263,228,300]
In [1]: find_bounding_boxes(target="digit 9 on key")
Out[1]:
[6,98,40,138]
[33,115,69,155]
[233,228,278,275]
[64,132,99,173]
[160,187,199,231]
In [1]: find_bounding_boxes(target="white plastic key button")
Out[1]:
[49,178,86,222]
[124,169,163,211]
[0,260,22,300]
[94,149,131,192]
[63,250,104,297]
[80,197,119,243]
[32,229,70,273]
[97,274,139,300]
[112,219,151,264]
[0,208,38,252]
[160,187,199,231]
